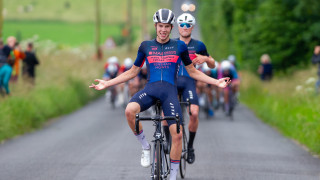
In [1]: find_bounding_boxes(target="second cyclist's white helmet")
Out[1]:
[124,57,133,68]
[177,13,196,25]
[214,61,219,70]
[108,56,119,64]
[107,64,118,74]
[202,63,211,72]
[221,60,232,71]
[153,9,175,24]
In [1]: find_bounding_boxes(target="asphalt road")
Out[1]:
[0,1,319,180]
[0,97,319,180]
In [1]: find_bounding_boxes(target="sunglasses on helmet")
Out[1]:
[179,23,192,29]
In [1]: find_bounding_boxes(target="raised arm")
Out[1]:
[193,54,216,68]
[89,65,141,90]
[191,41,215,68]
[185,64,230,88]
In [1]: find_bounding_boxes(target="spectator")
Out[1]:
[0,58,14,96]
[258,54,273,81]
[0,40,7,68]
[22,42,39,84]
[3,36,16,58]
[11,42,26,82]
[311,45,320,94]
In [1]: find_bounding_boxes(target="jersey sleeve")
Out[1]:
[231,69,239,80]
[197,41,209,56]
[134,42,146,67]
[177,40,192,66]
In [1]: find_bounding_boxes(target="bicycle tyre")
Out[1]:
[155,140,162,180]
[179,127,187,178]
[228,90,234,120]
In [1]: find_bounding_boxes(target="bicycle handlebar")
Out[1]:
[135,114,180,134]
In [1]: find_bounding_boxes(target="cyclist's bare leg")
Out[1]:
[169,124,183,179]
[188,104,199,132]
[223,88,230,112]
[207,86,214,106]
[169,124,183,159]
[125,102,142,133]
[126,102,150,167]
[215,87,220,106]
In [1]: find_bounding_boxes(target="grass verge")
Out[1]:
[240,70,320,155]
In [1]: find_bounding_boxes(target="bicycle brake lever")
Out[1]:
[175,114,180,134]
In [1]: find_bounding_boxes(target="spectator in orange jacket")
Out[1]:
[11,42,26,82]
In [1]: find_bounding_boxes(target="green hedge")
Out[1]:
[198,0,320,72]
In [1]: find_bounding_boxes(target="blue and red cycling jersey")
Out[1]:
[133,39,192,86]
[175,38,209,78]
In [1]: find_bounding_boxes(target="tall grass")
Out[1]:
[240,69,320,155]
[0,42,107,142]
[4,20,125,46]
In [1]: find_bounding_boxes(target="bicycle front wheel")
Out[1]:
[155,140,162,180]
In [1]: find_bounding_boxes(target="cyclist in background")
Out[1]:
[103,64,119,108]
[104,56,120,73]
[162,13,216,164]
[219,60,240,116]
[118,58,139,106]
[90,9,230,180]
[203,61,220,110]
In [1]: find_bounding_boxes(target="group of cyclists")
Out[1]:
[102,55,148,108]
[90,8,238,180]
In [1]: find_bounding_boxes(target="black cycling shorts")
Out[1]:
[129,81,183,126]
[177,76,199,106]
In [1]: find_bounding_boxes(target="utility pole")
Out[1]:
[126,0,132,52]
[95,0,102,60]
[0,0,3,39]
[141,0,148,40]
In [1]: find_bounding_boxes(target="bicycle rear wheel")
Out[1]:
[179,127,187,178]
[155,140,162,180]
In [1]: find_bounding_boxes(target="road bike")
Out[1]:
[135,100,180,180]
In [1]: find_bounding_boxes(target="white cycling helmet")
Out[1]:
[228,54,236,63]
[214,61,219,70]
[177,13,196,25]
[107,64,118,74]
[124,57,133,69]
[153,9,175,24]
[108,56,119,64]
[221,60,232,71]
[201,63,211,72]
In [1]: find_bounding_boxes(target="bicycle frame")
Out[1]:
[135,101,180,180]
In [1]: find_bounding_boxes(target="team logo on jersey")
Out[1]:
[147,55,179,64]
[165,46,174,50]
[151,46,158,50]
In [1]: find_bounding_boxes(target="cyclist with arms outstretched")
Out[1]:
[89,9,230,180]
